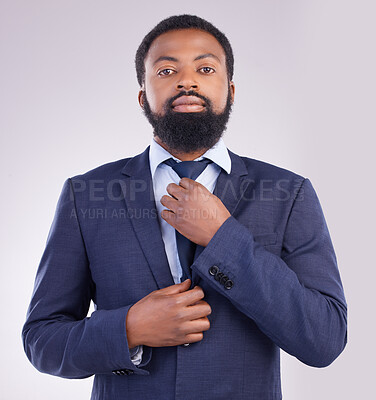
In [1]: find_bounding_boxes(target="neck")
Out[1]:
[154,136,208,161]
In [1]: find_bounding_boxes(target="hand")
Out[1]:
[126,279,211,348]
[160,178,231,247]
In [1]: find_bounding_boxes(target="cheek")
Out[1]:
[144,89,159,112]
[145,79,168,113]
[210,82,230,113]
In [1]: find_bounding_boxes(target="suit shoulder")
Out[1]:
[238,154,305,182]
[68,157,132,182]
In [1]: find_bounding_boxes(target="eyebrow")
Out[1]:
[194,53,221,62]
[153,53,221,66]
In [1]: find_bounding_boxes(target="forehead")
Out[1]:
[145,28,226,66]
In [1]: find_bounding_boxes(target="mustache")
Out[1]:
[164,90,212,110]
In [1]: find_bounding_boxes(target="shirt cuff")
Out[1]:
[129,345,143,366]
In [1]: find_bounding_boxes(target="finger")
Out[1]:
[183,332,204,344]
[166,182,185,200]
[176,285,205,306]
[159,279,191,294]
[160,195,178,212]
[186,318,211,334]
[190,299,211,307]
[186,303,212,320]
[161,209,177,228]
[193,299,208,304]
[190,317,211,332]
[179,177,195,189]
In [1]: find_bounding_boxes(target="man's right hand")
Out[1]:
[126,279,211,348]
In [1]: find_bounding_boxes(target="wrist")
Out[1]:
[204,214,231,247]
[126,305,141,348]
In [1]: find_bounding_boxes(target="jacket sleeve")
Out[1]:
[22,178,151,378]
[192,178,347,368]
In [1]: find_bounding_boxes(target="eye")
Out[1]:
[199,66,215,74]
[158,68,175,76]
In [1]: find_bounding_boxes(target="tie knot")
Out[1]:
[163,157,213,180]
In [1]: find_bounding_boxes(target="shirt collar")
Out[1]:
[149,137,232,178]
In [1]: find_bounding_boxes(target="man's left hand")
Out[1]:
[160,178,231,247]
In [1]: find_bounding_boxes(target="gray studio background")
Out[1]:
[1,0,374,399]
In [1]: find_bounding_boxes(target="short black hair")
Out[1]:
[135,14,234,87]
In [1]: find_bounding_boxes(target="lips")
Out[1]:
[171,96,205,112]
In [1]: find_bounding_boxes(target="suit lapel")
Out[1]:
[212,149,250,214]
[121,146,174,289]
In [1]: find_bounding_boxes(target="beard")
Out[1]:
[142,86,233,154]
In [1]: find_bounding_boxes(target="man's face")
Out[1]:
[139,28,235,154]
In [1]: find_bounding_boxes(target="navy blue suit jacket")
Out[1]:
[23,147,347,399]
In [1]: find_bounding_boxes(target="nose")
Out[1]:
[176,70,199,91]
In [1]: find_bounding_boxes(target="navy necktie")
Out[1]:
[163,157,213,282]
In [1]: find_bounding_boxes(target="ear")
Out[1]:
[138,85,145,109]
[229,80,235,104]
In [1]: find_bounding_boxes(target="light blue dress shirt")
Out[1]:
[130,137,232,365]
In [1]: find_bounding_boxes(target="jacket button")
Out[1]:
[209,265,219,276]
[112,369,134,376]
[124,369,134,375]
[214,272,224,282]
[224,279,234,290]
[220,275,229,285]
